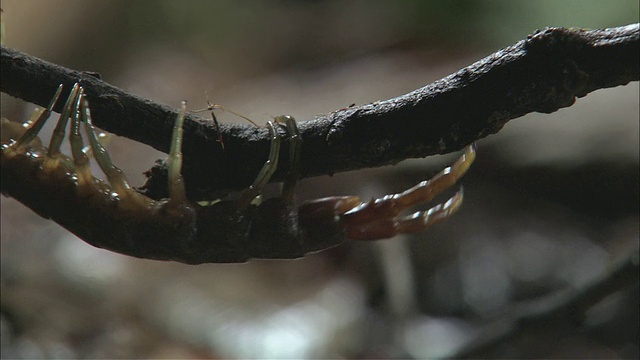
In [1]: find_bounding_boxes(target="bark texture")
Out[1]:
[1,24,638,199]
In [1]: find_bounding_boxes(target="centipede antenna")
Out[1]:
[48,83,81,157]
[13,84,64,150]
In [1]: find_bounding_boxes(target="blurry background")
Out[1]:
[1,0,638,358]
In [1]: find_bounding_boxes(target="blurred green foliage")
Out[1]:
[122,0,640,54]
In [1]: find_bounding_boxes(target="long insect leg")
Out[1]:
[209,106,224,150]
[237,121,281,208]
[212,104,260,127]
[278,115,302,203]
[192,100,261,150]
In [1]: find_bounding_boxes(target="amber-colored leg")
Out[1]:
[341,144,476,240]
[395,188,464,233]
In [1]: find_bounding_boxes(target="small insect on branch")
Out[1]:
[191,100,260,150]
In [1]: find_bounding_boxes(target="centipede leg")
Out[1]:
[166,101,188,204]
[341,145,476,226]
[339,145,476,240]
[68,88,93,185]
[394,189,464,234]
[237,121,281,208]
[47,84,81,159]
[12,84,63,151]
[36,84,81,173]
[393,144,476,210]
[278,116,302,203]
[73,92,134,200]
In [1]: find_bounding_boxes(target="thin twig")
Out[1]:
[1,24,638,199]
[453,246,640,358]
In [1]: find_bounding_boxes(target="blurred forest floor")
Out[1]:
[1,1,638,358]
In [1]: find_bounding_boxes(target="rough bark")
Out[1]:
[1,24,638,199]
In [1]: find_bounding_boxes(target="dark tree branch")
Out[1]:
[453,245,640,358]
[1,24,638,199]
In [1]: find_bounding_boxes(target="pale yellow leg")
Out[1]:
[80,94,133,197]
[47,83,81,158]
[237,121,280,208]
[43,84,81,172]
[277,115,301,203]
[13,84,63,151]
[166,101,188,203]
[68,88,93,185]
